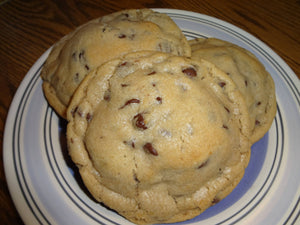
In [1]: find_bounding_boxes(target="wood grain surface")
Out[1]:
[0,0,299,224]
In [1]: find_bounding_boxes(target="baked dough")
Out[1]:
[41,9,191,118]
[189,38,276,143]
[66,51,251,224]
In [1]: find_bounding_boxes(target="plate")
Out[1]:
[3,9,300,225]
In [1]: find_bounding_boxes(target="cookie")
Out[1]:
[66,51,251,224]
[41,9,191,118]
[189,38,276,143]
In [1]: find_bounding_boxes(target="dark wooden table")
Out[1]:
[0,0,299,224]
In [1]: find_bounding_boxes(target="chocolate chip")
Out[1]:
[157,43,163,51]
[256,101,261,106]
[79,50,85,60]
[71,106,78,118]
[85,64,90,70]
[123,140,135,148]
[71,106,84,118]
[223,125,229,129]
[224,106,230,113]
[118,34,126,38]
[133,173,140,183]
[72,52,77,61]
[212,197,220,204]
[86,113,92,122]
[119,61,127,67]
[143,143,158,156]
[156,97,162,104]
[119,98,140,109]
[121,83,129,87]
[104,89,111,101]
[133,113,147,130]
[182,67,197,77]
[255,120,260,125]
[74,73,80,82]
[245,80,248,87]
[198,160,208,169]
[219,82,226,88]
[147,71,156,75]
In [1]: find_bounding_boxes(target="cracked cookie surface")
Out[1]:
[66,51,251,224]
[189,38,276,143]
[41,9,191,118]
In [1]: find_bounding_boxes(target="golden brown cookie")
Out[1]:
[66,51,251,224]
[41,9,191,118]
[189,38,276,143]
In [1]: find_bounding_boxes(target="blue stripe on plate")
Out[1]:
[43,108,117,225]
[13,64,50,225]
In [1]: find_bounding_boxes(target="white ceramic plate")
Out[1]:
[3,9,300,225]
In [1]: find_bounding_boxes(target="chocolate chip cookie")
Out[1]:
[66,51,251,224]
[41,9,191,118]
[189,38,276,143]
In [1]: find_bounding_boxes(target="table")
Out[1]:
[0,0,299,224]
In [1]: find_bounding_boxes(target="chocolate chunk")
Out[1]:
[104,89,111,101]
[156,97,162,104]
[219,82,226,88]
[72,52,77,61]
[77,110,83,117]
[224,106,230,113]
[143,143,158,156]
[157,43,163,51]
[71,106,83,118]
[123,140,135,148]
[147,71,156,75]
[223,125,229,129]
[119,61,127,67]
[212,197,220,204]
[86,113,92,122]
[119,98,140,109]
[71,106,78,118]
[133,113,147,130]
[79,50,85,60]
[133,173,140,183]
[198,160,208,169]
[182,67,197,77]
[118,34,126,38]
[74,72,80,82]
